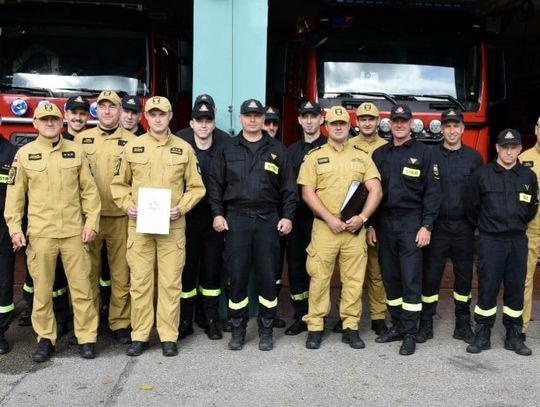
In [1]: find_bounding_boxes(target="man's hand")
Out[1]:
[82,228,97,243]
[277,218,293,235]
[326,215,347,234]
[416,226,431,248]
[127,205,138,219]
[170,206,181,220]
[366,227,377,247]
[345,215,364,233]
[11,232,26,252]
[213,215,229,232]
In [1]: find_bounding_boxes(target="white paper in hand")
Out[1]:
[136,187,172,234]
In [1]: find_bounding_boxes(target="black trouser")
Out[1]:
[378,214,423,335]
[0,226,15,334]
[285,211,313,319]
[225,210,280,323]
[181,219,224,323]
[421,220,474,318]
[99,245,111,311]
[474,235,527,330]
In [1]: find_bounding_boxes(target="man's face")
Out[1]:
[33,116,62,140]
[442,121,464,148]
[357,115,379,137]
[190,117,215,139]
[298,113,323,136]
[389,118,412,141]
[64,108,88,134]
[263,119,279,137]
[239,113,264,134]
[144,109,172,135]
[496,143,522,166]
[97,101,120,128]
[120,109,142,132]
[325,120,350,143]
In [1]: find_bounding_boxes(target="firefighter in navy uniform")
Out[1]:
[371,104,441,356]
[207,98,296,351]
[0,114,17,354]
[416,109,483,343]
[466,129,538,356]
[283,101,326,336]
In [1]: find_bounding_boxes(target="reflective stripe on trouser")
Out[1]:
[26,236,98,345]
[127,227,185,342]
[285,211,313,319]
[0,226,15,333]
[421,220,474,318]
[89,216,130,330]
[523,230,540,332]
[225,211,280,321]
[378,214,423,334]
[303,218,367,331]
[366,242,387,320]
[474,236,527,329]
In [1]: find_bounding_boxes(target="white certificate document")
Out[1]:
[136,187,172,235]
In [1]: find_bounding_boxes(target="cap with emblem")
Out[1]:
[65,95,89,112]
[194,94,215,108]
[97,90,121,106]
[356,102,379,118]
[326,106,350,123]
[240,99,264,114]
[497,128,521,146]
[121,95,142,113]
[299,101,321,116]
[390,104,412,120]
[441,108,464,124]
[264,106,280,122]
[145,96,172,113]
[34,102,63,119]
[191,102,215,119]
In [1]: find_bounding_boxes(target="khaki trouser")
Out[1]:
[89,216,130,330]
[366,242,387,320]
[127,226,185,342]
[523,230,540,332]
[27,236,98,345]
[303,218,368,331]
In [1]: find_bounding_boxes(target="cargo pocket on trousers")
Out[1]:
[305,244,318,278]
[176,239,186,269]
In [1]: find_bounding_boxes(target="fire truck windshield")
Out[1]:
[0,24,149,97]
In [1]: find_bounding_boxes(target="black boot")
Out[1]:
[178,320,194,340]
[453,314,474,344]
[342,329,365,349]
[375,326,403,343]
[205,319,223,340]
[0,333,10,354]
[305,331,323,349]
[504,326,532,356]
[399,334,416,355]
[415,316,433,343]
[371,319,388,335]
[466,324,491,354]
[32,338,55,363]
[228,318,246,351]
[285,318,307,336]
[258,318,274,351]
[18,308,32,327]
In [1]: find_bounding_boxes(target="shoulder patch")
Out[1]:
[62,151,75,159]
[353,145,368,154]
[28,153,42,161]
[132,146,145,154]
[82,138,94,144]
[317,157,330,165]
[522,160,534,168]
[171,147,183,155]
[118,139,128,146]
[306,146,323,155]
[113,158,121,176]
[7,167,17,185]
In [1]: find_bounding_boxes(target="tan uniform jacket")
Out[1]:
[520,144,540,233]
[110,131,206,229]
[75,126,136,216]
[349,133,388,156]
[5,136,101,238]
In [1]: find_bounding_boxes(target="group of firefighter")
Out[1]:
[0,88,538,363]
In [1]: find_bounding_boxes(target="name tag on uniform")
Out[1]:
[522,161,534,168]
[317,157,330,164]
[28,153,42,161]
[82,138,94,144]
[264,162,279,175]
[132,147,144,153]
[402,167,421,177]
[519,193,532,203]
[62,151,75,159]
[0,173,8,184]
[171,147,183,155]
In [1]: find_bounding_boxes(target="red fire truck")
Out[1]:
[0,1,191,146]
[275,2,492,161]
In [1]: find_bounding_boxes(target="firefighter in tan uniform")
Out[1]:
[5,102,101,362]
[349,102,389,336]
[75,90,136,344]
[298,106,383,350]
[111,96,205,357]
[519,116,540,339]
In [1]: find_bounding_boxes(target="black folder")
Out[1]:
[340,181,368,221]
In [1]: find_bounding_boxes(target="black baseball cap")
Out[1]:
[497,128,521,145]
[264,106,280,122]
[191,102,215,119]
[240,99,264,114]
[390,104,412,120]
[121,95,142,113]
[441,109,464,124]
[298,101,321,116]
[194,94,215,108]
[65,95,89,112]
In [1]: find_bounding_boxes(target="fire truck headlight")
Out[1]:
[37,100,50,106]
[11,99,28,117]
[429,119,442,135]
[89,102,98,119]
[411,118,424,134]
[379,118,391,133]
